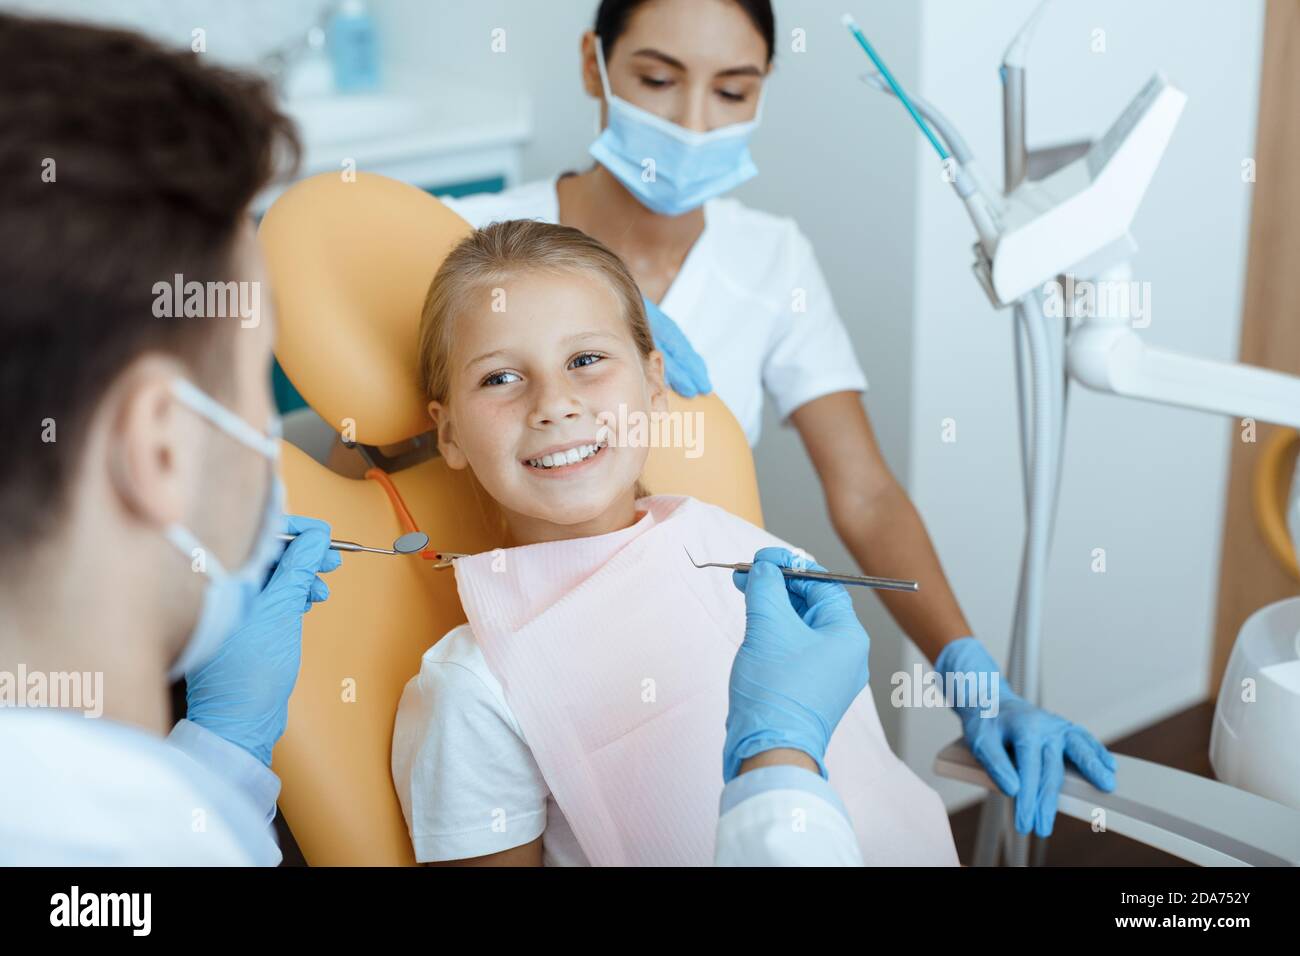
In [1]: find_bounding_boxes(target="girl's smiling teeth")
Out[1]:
[524,439,608,470]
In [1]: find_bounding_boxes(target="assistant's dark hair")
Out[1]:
[595,0,776,64]
[0,15,300,557]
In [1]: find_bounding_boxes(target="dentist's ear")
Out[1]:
[428,399,469,470]
[110,356,197,527]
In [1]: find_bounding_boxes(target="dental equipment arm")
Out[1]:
[862,18,1300,520]
[936,738,1300,866]
[1002,0,1055,192]
[986,73,1189,306]
[846,7,1300,867]
[1068,270,1300,428]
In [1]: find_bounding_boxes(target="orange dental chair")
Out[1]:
[257,172,764,865]
[1254,427,1300,583]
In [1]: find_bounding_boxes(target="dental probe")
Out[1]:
[843,12,1002,253]
[684,549,919,593]
[841,13,947,161]
[276,530,430,556]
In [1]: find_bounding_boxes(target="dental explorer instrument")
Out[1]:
[276,530,430,556]
[684,548,918,593]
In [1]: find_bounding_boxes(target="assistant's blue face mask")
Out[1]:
[588,40,765,217]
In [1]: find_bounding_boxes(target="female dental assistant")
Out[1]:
[443,0,1117,838]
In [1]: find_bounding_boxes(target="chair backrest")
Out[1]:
[258,172,763,865]
[1254,427,1300,582]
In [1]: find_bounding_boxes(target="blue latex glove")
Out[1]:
[935,636,1117,837]
[643,295,712,397]
[185,515,342,766]
[722,547,869,782]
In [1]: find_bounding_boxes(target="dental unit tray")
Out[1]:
[974,73,1187,309]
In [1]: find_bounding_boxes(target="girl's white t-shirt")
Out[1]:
[392,623,589,866]
[441,179,868,447]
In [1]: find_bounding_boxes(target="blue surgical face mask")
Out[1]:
[588,41,764,217]
[164,378,285,680]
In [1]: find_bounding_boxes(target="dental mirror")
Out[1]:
[276,530,430,556]
[392,531,430,554]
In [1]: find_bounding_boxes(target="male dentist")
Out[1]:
[0,15,336,864]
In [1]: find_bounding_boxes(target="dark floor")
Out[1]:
[272,805,307,866]
[949,700,1215,866]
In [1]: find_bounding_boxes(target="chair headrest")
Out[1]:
[259,172,473,446]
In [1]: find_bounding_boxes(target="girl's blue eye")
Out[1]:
[571,352,604,369]
[482,370,520,387]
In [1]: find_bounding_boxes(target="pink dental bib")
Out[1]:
[453,495,958,866]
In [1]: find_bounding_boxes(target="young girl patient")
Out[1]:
[391,219,958,867]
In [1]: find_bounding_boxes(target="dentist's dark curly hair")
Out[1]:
[0,14,300,558]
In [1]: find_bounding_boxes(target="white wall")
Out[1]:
[902,0,1265,806]
[372,0,596,182]
[0,0,329,66]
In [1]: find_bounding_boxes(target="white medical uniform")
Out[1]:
[0,710,281,865]
[441,179,868,447]
[714,765,865,867]
[392,626,864,866]
[0,686,855,868]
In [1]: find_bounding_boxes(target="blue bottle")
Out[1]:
[327,0,381,93]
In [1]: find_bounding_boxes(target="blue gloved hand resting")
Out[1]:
[643,295,712,397]
[185,515,342,767]
[935,636,1117,837]
[723,546,869,783]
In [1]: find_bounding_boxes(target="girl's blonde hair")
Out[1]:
[418,219,655,405]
